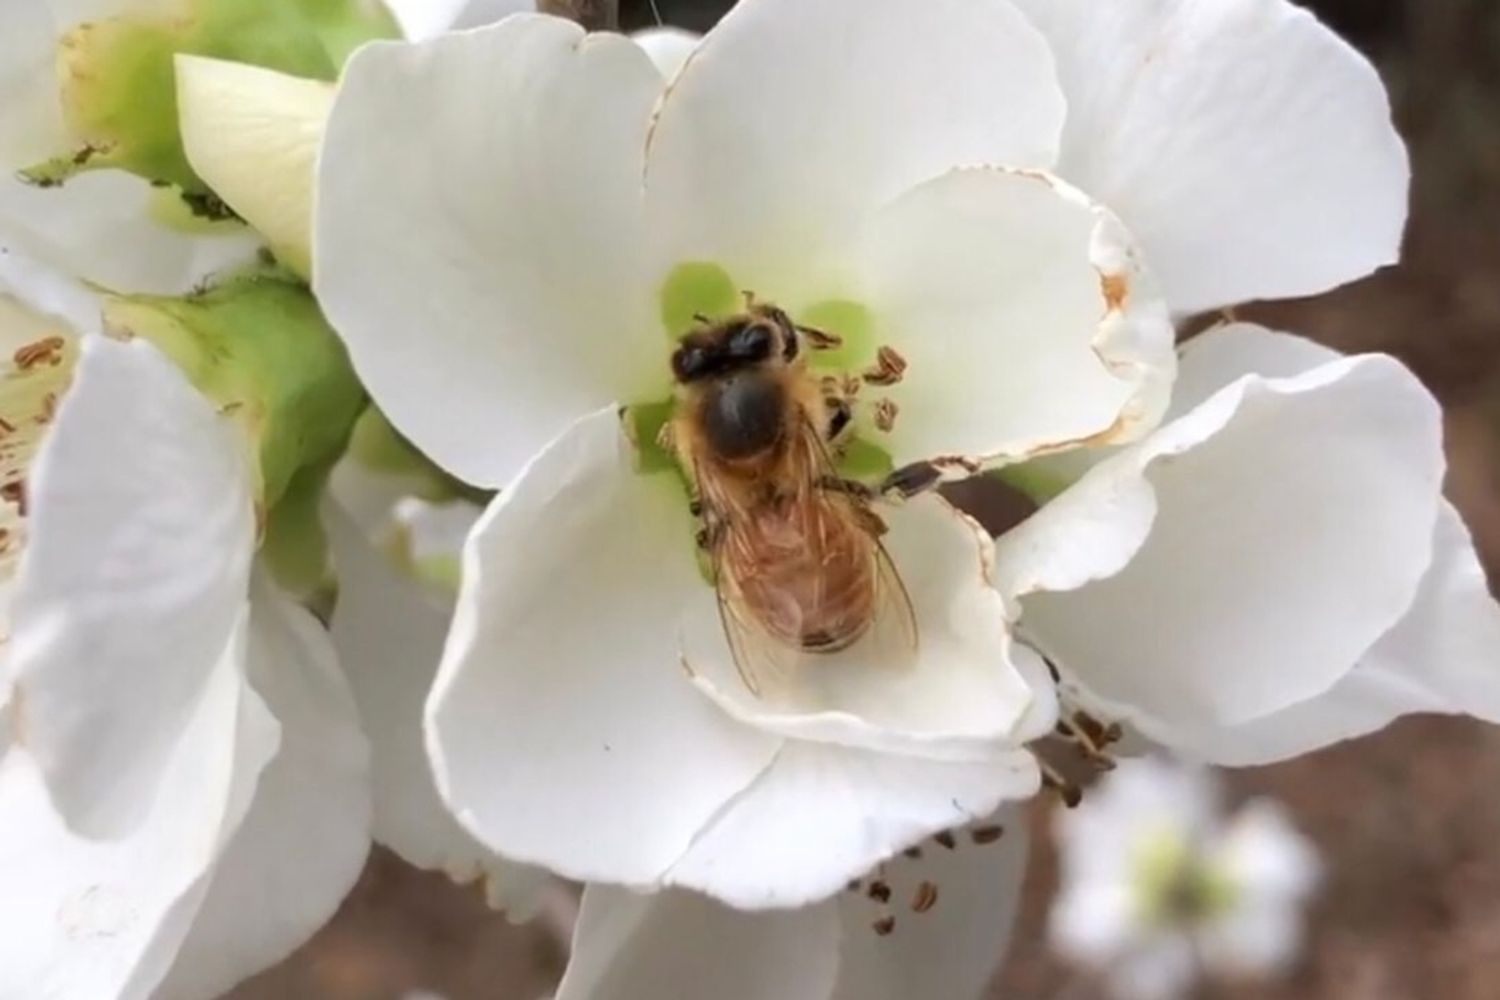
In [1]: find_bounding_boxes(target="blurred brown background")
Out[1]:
[234,1,1500,997]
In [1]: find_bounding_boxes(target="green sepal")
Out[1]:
[101,266,366,516]
[29,0,397,197]
[345,406,492,506]
[260,457,336,599]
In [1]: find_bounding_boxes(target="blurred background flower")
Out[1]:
[1049,758,1320,1000]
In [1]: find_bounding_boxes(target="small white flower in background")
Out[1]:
[1050,758,1320,1000]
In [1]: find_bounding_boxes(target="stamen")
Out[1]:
[867,880,892,904]
[902,845,923,860]
[1041,759,1083,808]
[1058,713,1117,770]
[861,345,908,387]
[933,830,957,851]
[969,824,1005,846]
[872,915,896,936]
[911,881,939,914]
[873,398,898,433]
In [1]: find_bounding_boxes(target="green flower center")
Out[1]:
[1131,827,1241,928]
[631,261,894,486]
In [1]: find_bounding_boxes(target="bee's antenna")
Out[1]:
[648,0,664,27]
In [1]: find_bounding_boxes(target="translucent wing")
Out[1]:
[799,412,920,662]
[695,460,805,697]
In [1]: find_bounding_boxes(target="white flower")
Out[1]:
[304,0,1458,910]
[556,810,1029,1000]
[0,0,255,292]
[978,2,1500,768]
[0,0,495,292]
[0,262,536,997]
[313,0,1183,907]
[996,322,1500,763]
[1049,757,1320,1000]
[0,274,369,996]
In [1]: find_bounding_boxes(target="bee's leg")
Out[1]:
[816,475,878,501]
[655,421,677,457]
[695,509,727,550]
[880,461,944,501]
[824,396,854,442]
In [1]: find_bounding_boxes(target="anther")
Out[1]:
[911,881,939,914]
[933,830,957,851]
[1041,760,1083,808]
[862,345,908,387]
[873,398,899,433]
[846,879,863,893]
[1058,713,1117,770]
[872,916,897,937]
[903,846,923,860]
[969,824,1005,846]
[867,880,892,904]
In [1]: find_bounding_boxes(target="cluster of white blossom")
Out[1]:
[0,0,1496,998]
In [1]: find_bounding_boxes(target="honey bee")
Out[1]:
[665,299,918,694]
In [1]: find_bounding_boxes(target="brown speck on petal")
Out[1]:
[1100,271,1129,312]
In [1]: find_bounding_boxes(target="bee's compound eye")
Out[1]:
[672,344,712,382]
[728,323,774,362]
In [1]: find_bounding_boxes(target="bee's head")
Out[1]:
[671,305,798,384]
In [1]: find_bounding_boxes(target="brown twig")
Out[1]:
[538,0,619,30]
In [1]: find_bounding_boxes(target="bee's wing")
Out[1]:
[867,528,920,662]
[797,412,921,662]
[693,459,803,698]
[710,549,804,698]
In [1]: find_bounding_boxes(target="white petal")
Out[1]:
[426,407,779,888]
[152,578,371,1000]
[1007,335,1443,730]
[316,17,664,488]
[858,167,1174,467]
[176,56,334,280]
[1114,935,1198,1000]
[630,26,698,79]
[0,243,101,335]
[642,0,1064,299]
[327,504,546,916]
[665,743,1038,910]
[1164,502,1500,765]
[9,334,257,836]
[0,608,278,1000]
[682,496,1045,761]
[1013,0,1409,312]
[0,0,68,165]
[0,174,258,296]
[832,808,1029,1000]
[557,885,840,1000]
